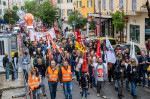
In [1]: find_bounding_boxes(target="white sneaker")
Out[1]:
[97,93,100,97]
[102,96,107,99]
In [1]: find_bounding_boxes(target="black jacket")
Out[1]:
[127,65,139,82]
[3,57,9,68]
[35,63,46,77]
[81,75,89,88]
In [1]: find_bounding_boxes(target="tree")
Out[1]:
[24,1,38,16]
[13,5,19,11]
[37,0,58,26]
[68,10,87,30]
[112,11,126,42]
[89,18,96,30]
[3,10,19,24]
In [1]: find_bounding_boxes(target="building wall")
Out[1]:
[0,0,8,18]
[75,0,95,18]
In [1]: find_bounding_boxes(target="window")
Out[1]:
[11,36,17,51]
[119,0,124,10]
[67,9,72,16]
[67,0,72,3]
[130,25,140,43]
[0,41,5,55]
[145,18,150,42]
[57,0,63,3]
[62,9,65,16]
[77,0,82,8]
[109,0,113,10]
[58,9,61,16]
[103,0,106,10]
[97,0,100,9]
[132,0,137,11]
[87,0,92,8]
[0,0,1,4]
[0,9,2,15]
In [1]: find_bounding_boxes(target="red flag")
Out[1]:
[34,35,37,42]
[48,34,63,54]
[81,53,88,73]
[96,39,101,58]
[48,39,53,60]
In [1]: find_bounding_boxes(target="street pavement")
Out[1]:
[43,78,150,99]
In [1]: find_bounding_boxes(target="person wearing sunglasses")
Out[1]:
[127,58,139,99]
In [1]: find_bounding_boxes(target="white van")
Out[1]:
[13,27,20,33]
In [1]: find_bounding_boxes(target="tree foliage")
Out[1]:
[68,10,87,30]
[24,0,57,26]
[111,11,127,32]
[3,10,19,24]
[13,5,19,11]
[89,18,96,30]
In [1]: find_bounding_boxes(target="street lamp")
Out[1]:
[73,2,76,32]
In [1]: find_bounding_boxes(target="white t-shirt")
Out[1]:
[97,65,104,81]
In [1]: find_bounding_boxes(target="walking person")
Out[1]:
[35,58,46,96]
[12,52,19,81]
[29,68,41,99]
[81,69,89,99]
[60,61,73,99]
[94,57,108,99]
[21,52,30,83]
[46,60,59,99]
[127,58,139,99]
[2,53,9,81]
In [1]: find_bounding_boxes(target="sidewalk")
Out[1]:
[0,67,25,90]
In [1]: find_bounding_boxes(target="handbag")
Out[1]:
[147,65,150,72]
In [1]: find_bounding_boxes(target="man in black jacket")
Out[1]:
[35,58,46,96]
[3,53,9,81]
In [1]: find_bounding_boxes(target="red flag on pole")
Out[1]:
[96,39,101,58]
[81,53,88,73]
[48,39,53,60]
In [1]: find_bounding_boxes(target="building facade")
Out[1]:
[0,0,8,18]
[92,0,149,50]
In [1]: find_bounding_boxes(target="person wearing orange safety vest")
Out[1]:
[28,68,41,99]
[60,60,73,99]
[46,60,59,99]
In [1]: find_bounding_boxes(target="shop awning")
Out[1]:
[0,20,6,24]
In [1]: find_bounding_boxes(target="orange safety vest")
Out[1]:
[28,73,40,91]
[61,66,72,82]
[48,67,59,82]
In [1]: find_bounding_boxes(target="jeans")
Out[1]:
[81,88,87,98]
[131,81,137,96]
[142,71,150,87]
[14,65,18,80]
[90,74,95,87]
[48,81,58,99]
[75,71,79,82]
[108,70,113,82]
[126,77,130,89]
[6,68,9,80]
[63,81,72,99]
[97,81,106,95]
[115,80,118,88]
[41,76,46,94]
[118,78,123,95]
[23,69,28,83]
[32,88,40,99]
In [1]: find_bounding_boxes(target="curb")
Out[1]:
[0,85,25,91]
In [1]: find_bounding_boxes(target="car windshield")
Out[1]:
[103,40,116,45]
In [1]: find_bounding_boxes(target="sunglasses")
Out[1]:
[131,61,135,63]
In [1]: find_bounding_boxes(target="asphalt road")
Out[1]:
[39,78,150,99]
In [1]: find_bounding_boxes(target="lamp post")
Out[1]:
[73,2,76,32]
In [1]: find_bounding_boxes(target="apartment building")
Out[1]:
[56,0,75,32]
[76,0,95,18]
[0,0,8,18]
[92,0,149,49]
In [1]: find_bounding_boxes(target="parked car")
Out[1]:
[113,44,141,58]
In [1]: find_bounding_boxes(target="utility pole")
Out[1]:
[99,0,101,37]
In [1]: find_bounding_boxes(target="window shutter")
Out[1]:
[67,9,69,16]
[67,0,69,3]
[132,0,137,11]
[119,0,124,10]
[80,1,82,8]
[77,1,79,8]
[0,9,2,15]
[109,0,113,10]
[103,0,106,10]
[97,0,100,9]
[71,0,72,3]
[91,0,92,7]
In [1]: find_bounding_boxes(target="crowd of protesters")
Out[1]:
[2,32,150,99]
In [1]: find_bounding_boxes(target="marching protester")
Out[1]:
[29,68,41,99]
[46,60,59,99]
[60,61,73,99]
[127,58,139,99]
[94,57,108,98]
[21,52,30,82]
[35,58,46,96]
